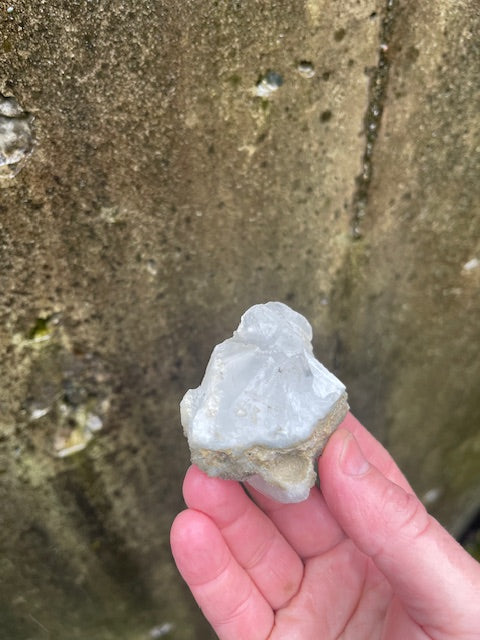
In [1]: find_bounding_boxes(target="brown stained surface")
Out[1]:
[331,1,480,537]
[0,1,479,638]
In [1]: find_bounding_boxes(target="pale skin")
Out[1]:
[171,413,480,640]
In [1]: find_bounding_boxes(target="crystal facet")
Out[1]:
[180,302,348,502]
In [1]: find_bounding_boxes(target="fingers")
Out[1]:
[246,484,345,559]
[182,466,304,610]
[274,539,370,640]
[319,428,480,634]
[246,411,412,559]
[170,509,274,640]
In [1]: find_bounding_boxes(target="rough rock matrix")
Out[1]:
[180,302,348,502]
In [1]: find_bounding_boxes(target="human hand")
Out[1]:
[170,412,480,639]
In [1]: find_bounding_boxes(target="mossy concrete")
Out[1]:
[0,1,479,638]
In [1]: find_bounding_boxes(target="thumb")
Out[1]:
[319,428,480,633]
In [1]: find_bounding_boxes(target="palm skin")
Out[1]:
[171,413,480,640]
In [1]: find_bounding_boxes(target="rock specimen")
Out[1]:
[180,302,348,502]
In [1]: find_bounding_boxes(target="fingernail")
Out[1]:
[340,432,370,476]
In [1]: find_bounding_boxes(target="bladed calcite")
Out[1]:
[180,302,348,502]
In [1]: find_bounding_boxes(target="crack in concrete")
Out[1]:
[351,0,399,239]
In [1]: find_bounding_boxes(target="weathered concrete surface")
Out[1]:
[0,0,478,638]
[331,1,480,537]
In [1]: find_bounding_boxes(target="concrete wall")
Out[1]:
[0,1,478,638]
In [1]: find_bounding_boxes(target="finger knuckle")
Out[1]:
[379,483,431,544]
[214,581,253,627]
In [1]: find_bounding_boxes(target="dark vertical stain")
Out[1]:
[351,0,399,238]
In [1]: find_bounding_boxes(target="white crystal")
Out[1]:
[180,302,348,502]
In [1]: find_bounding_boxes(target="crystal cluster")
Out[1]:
[180,302,348,502]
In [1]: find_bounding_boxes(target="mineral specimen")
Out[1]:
[180,302,348,502]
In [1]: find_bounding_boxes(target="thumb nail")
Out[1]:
[340,431,370,476]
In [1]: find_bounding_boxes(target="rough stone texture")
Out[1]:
[331,1,480,537]
[190,394,348,504]
[0,1,479,638]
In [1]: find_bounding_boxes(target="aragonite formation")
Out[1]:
[180,302,348,502]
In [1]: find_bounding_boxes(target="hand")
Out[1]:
[170,413,480,639]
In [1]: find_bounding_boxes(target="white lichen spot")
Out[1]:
[86,413,103,432]
[54,398,108,458]
[149,623,175,638]
[297,61,315,79]
[255,71,283,98]
[463,257,480,272]
[146,259,158,275]
[28,403,51,421]
[238,143,257,158]
[0,94,35,178]
[422,487,442,505]
[99,205,120,223]
[54,425,94,458]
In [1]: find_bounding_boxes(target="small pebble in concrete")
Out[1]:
[463,257,479,272]
[422,487,442,505]
[255,71,283,98]
[297,61,315,78]
[149,622,174,638]
[0,94,35,178]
